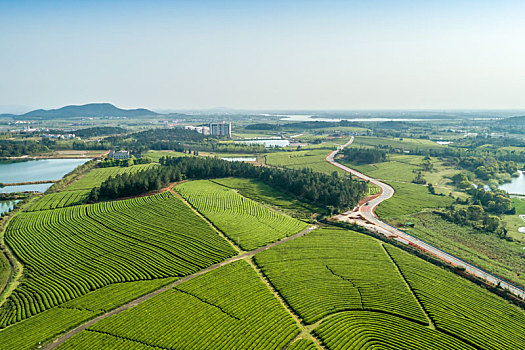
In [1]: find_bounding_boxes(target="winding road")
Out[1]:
[327,137,525,300]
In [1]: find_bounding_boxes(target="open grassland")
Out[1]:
[0,191,235,328]
[145,150,189,162]
[65,164,157,191]
[27,190,91,211]
[0,278,176,350]
[393,212,525,289]
[502,196,525,242]
[211,177,326,217]
[175,180,308,250]
[265,148,348,176]
[353,136,446,152]
[255,227,525,349]
[375,181,454,219]
[341,153,461,190]
[59,261,300,350]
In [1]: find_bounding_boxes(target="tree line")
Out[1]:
[89,156,368,212]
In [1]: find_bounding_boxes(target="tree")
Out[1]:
[467,205,484,221]
[483,215,500,232]
[427,183,436,195]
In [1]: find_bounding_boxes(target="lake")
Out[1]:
[499,170,525,195]
[0,159,88,193]
[235,139,290,147]
[0,200,19,215]
[221,157,257,162]
[269,114,448,123]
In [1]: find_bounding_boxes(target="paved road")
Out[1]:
[327,137,525,300]
[43,225,318,349]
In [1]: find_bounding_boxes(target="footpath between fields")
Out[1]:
[43,225,319,350]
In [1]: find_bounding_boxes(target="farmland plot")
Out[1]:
[0,192,235,328]
[175,180,308,250]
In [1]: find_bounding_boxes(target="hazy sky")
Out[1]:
[2,0,525,112]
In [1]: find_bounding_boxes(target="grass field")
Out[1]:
[145,150,189,162]
[59,261,300,350]
[0,191,235,327]
[502,196,525,242]
[66,163,157,191]
[375,181,454,219]
[395,212,525,289]
[175,180,308,250]
[353,136,446,152]
[265,148,348,176]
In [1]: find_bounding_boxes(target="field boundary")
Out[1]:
[246,258,324,350]
[42,224,318,349]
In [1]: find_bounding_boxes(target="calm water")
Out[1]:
[221,157,257,162]
[0,183,54,193]
[272,114,447,123]
[499,170,525,195]
[0,158,88,193]
[235,139,290,147]
[0,200,19,215]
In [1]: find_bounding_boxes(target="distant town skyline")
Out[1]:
[2,1,525,111]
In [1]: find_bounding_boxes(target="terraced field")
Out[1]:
[0,192,236,328]
[0,277,176,350]
[254,227,525,349]
[175,180,308,250]
[65,164,157,190]
[254,227,427,325]
[58,261,300,350]
[27,190,90,211]
[385,245,525,349]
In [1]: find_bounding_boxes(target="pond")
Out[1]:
[499,170,525,195]
[235,139,290,147]
[0,158,89,193]
[221,157,257,162]
[0,200,19,215]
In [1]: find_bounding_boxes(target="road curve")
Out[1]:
[327,137,525,300]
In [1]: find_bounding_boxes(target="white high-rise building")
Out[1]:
[209,122,231,137]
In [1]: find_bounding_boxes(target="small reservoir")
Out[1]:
[0,158,88,193]
[499,170,525,195]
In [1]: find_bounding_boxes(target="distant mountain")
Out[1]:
[0,103,159,119]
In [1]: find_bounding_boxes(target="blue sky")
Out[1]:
[1,1,525,112]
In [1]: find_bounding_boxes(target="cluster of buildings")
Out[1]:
[108,150,131,159]
[42,133,76,139]
[184,122,232,138]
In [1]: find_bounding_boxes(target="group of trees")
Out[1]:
[89,156,368,212]
[0,139,53,157]
[48,126,127,138]
[343,148,387,164]
[468,187,514,215]
[105,128,266,154]
[98,157,151,168]
[439,204,506,237]
[456,156,518,180]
